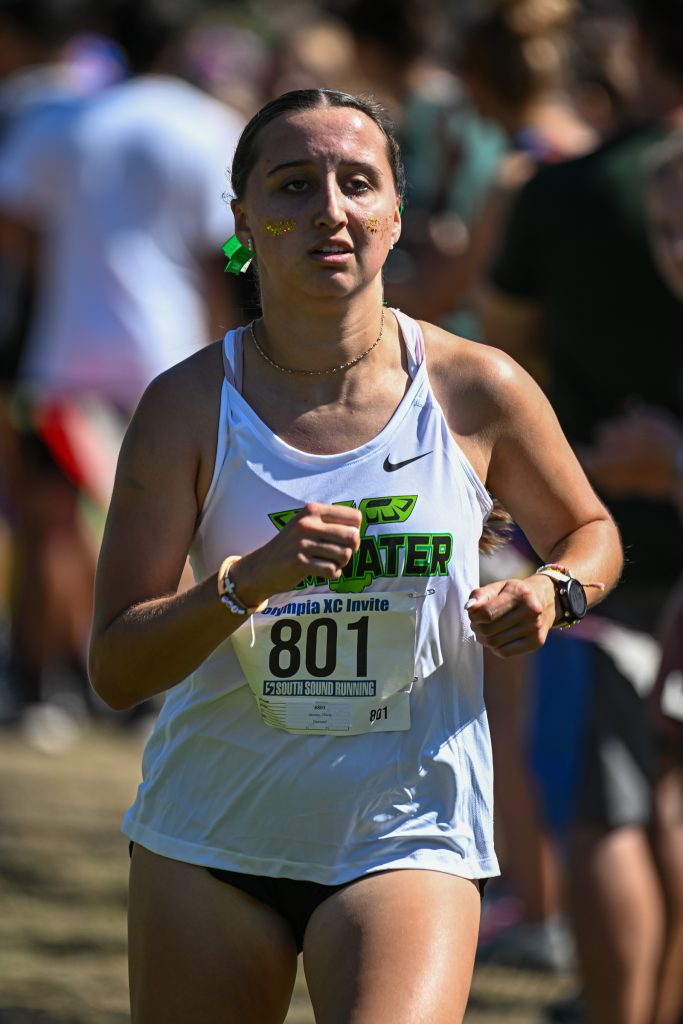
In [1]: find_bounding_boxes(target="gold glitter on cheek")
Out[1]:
[264,219,296,236]
[365,216,380,235]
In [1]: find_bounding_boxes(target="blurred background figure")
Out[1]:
[0,0,243,750]
[645,132,683,303]
[570,0,640,139]
[182,1,360,118]
[0,0,124,654]
[264,2,359,98]
[459,0,594,160]
[447,0,615,975]
[0,0,125,741]
[180,3,273,119]
[327,0,507,342]
[578,132,683,1024]
[482,0,683,1020]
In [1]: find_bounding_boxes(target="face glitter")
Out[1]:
[264,219,296,236]
[365,216,380,234]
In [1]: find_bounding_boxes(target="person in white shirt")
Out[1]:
[0,0,243,732]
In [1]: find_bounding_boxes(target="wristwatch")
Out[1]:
[535,564,588,629]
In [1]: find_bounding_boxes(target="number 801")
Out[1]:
[268,616,369,679]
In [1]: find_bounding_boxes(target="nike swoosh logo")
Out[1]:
[383,451,433,472]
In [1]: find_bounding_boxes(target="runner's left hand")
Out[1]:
[465,575,557,657]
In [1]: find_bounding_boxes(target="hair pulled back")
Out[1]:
[230,89,406,203]
[459,0,577,108]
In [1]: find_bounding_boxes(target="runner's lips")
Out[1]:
[309,241,354,255]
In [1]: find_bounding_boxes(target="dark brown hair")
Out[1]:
[479,498,514,555]
[230,88,406,203]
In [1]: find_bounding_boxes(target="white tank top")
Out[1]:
[122,309,500,883]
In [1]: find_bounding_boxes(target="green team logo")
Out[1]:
[268,496,453,594]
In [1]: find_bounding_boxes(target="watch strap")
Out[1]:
[535,563,584,629]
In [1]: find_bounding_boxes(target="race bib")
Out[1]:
[230,591,417,735]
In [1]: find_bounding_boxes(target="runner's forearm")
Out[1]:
[89,574,246,710]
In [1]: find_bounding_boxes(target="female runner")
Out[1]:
[89,89,623,1024]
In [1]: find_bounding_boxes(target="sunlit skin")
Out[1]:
[232,107,401,370]
[646,167,683,301]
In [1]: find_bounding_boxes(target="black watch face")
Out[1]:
[566,578,588,620]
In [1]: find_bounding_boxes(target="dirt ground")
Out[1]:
[0,725,576,1023]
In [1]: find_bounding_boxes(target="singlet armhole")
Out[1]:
[195,376,229,526]
[397,311,492,518]
[197,327,245,524]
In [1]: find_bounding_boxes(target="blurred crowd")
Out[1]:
[0,1,682,1023]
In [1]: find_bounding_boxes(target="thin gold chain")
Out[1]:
[249,309,385,376]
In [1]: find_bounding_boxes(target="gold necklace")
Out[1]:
[249,309,385,376]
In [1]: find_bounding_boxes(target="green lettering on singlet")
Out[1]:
[429,534,453,575]
[404,535,431,576]
[328,496,417,594]
[378,534,405,577]
[268,495,454,595]
[356,538,383,578]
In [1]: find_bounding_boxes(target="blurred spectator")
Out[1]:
[0,0,112,408]
[265,3,360,98]
[573,133,683,1024]
[459,0,594,162]
[470,5,639,976]
[0,0,243,748]
[648,564,683,1024]
[181,4,273,119]
[452,0,600,972]
[482,2,683,1021]
[455,0,598,368]
[570,5,640,138]
[329,0,507,340]
[0,0,113,734]
[645,132,683,303]
[182,2,361,120]
[1,0,242,411]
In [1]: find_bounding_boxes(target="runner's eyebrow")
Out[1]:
[266,160,308,177]
[266,159,378,177]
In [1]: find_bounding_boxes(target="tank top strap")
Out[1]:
[222,326,246,392]
[392,308,425,379]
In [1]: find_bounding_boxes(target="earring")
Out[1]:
[247,238,253,251]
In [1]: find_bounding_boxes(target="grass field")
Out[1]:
[0,725,576,1023]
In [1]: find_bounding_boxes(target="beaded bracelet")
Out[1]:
[535,562,572,582]
[535,563,605,590]
[217,555,268,616]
